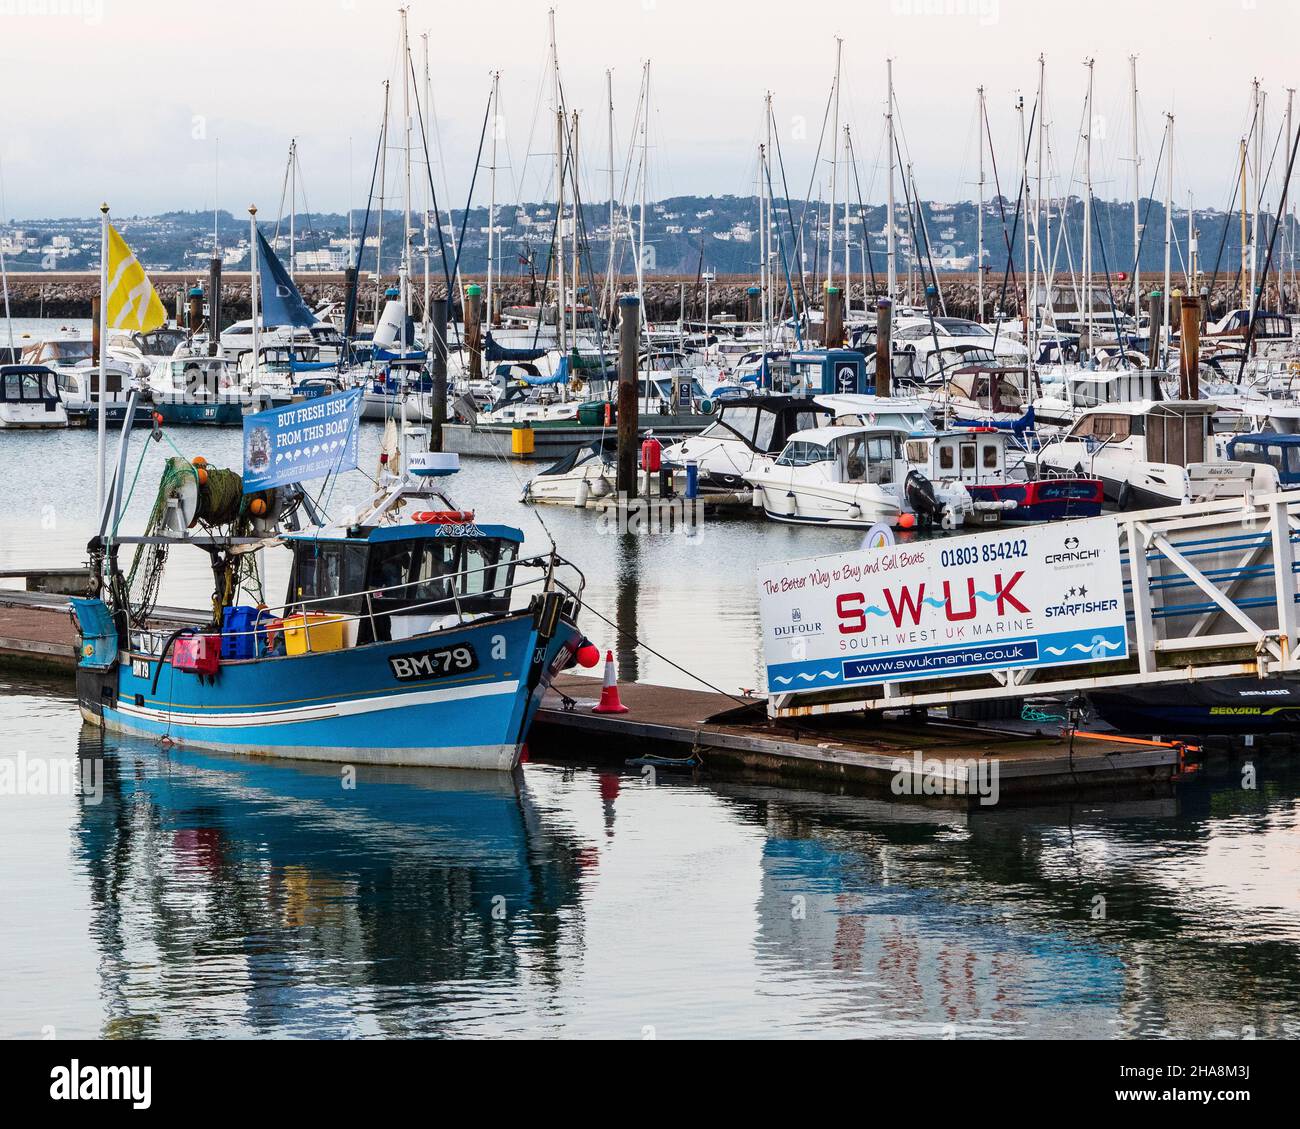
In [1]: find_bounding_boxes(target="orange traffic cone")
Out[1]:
[592,650,629,714]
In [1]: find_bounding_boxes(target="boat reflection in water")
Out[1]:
[75,729,590,1038]
[66,721,1300,1038]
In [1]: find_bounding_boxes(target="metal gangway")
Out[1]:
[769,492,1300,720]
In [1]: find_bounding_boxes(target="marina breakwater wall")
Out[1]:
[4,272,1294,328]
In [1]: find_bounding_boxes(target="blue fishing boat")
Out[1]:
[73,391,588,772]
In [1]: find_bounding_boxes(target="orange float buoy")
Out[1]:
[897,513,917,531]
[250,498,267,517]
[196,467,209,486]
[192,456,207,468]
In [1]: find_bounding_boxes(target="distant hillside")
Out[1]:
[3,195,1287,287]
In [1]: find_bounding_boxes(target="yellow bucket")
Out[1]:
[281,613,347,656]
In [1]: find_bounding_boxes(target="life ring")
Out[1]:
[413,511,476,525]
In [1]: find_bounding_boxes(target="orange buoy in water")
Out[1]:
[897,513,917,530]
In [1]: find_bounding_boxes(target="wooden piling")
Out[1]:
[824,285,843,348]
[875,297,892,397]
[429,296,448,453]
[208,256,223,356]
[1179,294,1201,401]
[1147,289,1163,369]
[465,283,483,383]
[617,295,640,499]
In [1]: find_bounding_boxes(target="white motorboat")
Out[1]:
[744,423,972,530]
[0,365,68,429]
[1031,399,1278,509]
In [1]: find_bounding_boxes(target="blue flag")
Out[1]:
[256,228,317,328]
[242,389,363,493]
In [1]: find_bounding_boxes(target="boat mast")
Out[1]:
[843,124,852,317]
[1240,137,1250,309]
[1288,88,1296,312]
[1250,79,1262,315]
[1082,57,1094,359]
[289,138,296,281]
[422,33,433,341]
[550,8,566,356]
[1018,94,1031,355]
[376,80,389,324]
[400,6,413,352]
[828,36,842,292]
[605,68,616,323]
[571,109,580,356]
[1163,112,1174,364]
[639,60,650,317]
[1129,55,1141,321]
[886,58,897,300]
[488,68,500,335]
[759,91,769,356]
[977,85,985,322]
[1034,55,1046,345]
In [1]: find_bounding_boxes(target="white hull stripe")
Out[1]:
[115,680,523,730]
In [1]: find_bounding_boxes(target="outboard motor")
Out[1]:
[905,470,941,528]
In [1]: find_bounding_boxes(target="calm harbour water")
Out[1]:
[2,398,1300,1038]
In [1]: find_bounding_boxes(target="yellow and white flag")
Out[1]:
[104,224,166,333]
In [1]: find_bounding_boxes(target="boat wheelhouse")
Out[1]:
[0,364,68,429]
[147,355,255,425]
[1034,400,1276,509]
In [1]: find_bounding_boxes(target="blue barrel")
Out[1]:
[685,461,699,500]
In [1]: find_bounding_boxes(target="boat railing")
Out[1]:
[133,552,586,658]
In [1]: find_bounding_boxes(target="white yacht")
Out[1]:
[1031,400,1277,509]
[0,365,68,429]
[744,423,972,530]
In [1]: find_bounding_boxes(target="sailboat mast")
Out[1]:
[571,110,580,353]
[422,33,432,339]
[1018,94,1031,351]
[550,9,566,356]
[1083,58,1094,356]
[606,68,615,322]
[977,85,985,322]
[828,36,842,291]
[488,69,500,333]
[400,6,413,343]
[886,58,897,300]
[637,61,649,314]
[376,80,389,323]
[289,138,296,281]
[1163,112,1174,361]
[1130,55,1141,321]
[843,124,852,316]
[1250,79,1262,313]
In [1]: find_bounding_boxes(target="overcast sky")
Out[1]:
[1,0,1297,222]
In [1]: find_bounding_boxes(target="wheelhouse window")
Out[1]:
[776,441,835,468]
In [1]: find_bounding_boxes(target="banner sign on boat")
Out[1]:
[757,518,1128,696]
[242,389,363,493]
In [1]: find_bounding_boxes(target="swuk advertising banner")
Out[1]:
[756,518,1129,696]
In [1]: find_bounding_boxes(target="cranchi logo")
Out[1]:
[837,573,1028,633]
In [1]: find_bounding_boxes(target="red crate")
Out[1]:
[173,634,221,676]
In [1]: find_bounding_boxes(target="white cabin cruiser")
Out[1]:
[1031,400,1278,510]
[0,365,68,429]
[663,393,929,493]
[744,423,972,531]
